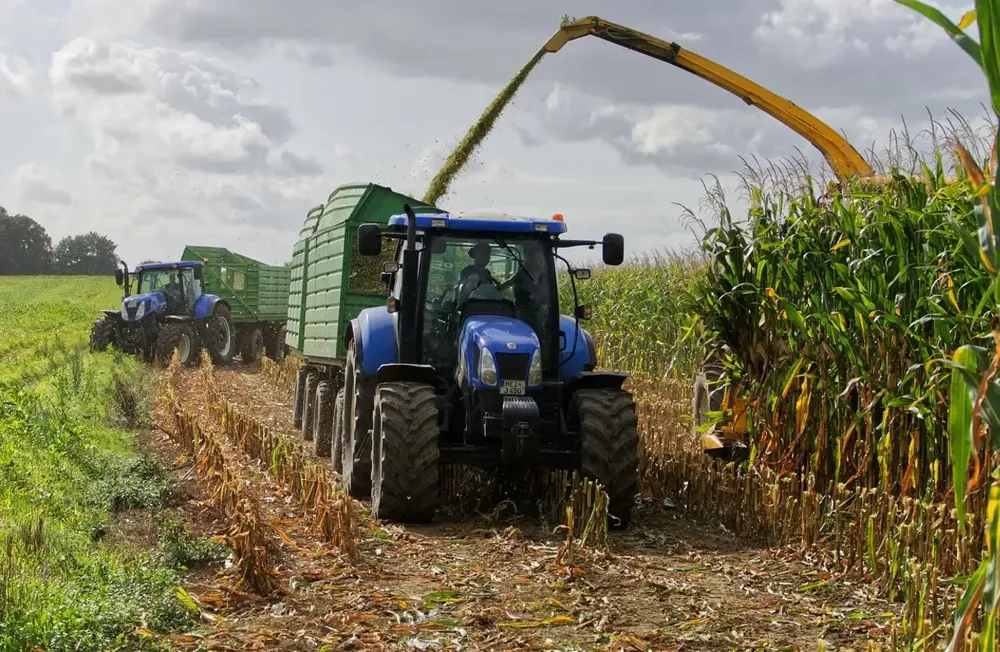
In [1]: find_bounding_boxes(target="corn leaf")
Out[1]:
[977,0,1000,116]
[948,345,978,530]
[959,9,978,30]
[894,0,983,67]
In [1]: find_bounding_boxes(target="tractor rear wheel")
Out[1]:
[156,323,197,368]
[241,327,264,364]
[574,388,639,529]
[341,339,373,500]
[89,316,116,352]
[371,382,440,523]
[331,387,345,474]
[205,304,235,366]
[313,381,333,454]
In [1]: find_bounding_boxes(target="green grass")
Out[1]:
[0,277,195,651]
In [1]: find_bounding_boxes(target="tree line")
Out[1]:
[0,206,119,275]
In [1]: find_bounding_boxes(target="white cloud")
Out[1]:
[0,53,34,96]
[13,164,72,205]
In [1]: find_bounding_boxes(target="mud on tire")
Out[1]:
[341,339,373,500]
[331,387,345,475]
[313,381,333,456]
[574,388,639,529]
[371,382,440,523]
[155,322,197,368]
[301,372,319,440]
[89,316,117,352]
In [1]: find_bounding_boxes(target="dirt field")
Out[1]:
[147,365,897,651]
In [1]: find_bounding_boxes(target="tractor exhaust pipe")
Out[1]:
[398,204,420,364]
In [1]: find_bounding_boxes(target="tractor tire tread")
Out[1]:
[206,304,235,366]
[575,388,639,529]
[89,316,116,352]
[332,387,345,475]
[313,381,333,457]
[155,322,197,368]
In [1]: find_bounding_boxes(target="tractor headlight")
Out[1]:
[120,304,128,320]
[479,347,497,386]
[528,348,542,386]
[135,302,146,320]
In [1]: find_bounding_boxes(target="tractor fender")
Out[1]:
[375,363,438,386]
[557,315,598,380]
[563,371,629,396]
[193,295,226,321]
[100,309,120,319]
[349,307,397,376]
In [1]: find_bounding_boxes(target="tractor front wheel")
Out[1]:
[156,323,197,367]
[341,339,373,500]
[241,327,264,364]
[205,304,235,366]
[371,382,440,523]
[89,316,117,352]
[574,388,639,529]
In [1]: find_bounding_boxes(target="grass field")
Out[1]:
[0,277,196,651]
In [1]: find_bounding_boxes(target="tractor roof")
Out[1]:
[135,261,204,272]
[386,212,568,235]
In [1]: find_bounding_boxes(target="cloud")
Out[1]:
[14,165,72,205]
[46,36,329,231]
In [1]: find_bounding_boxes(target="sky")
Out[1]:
[0,0,993,266]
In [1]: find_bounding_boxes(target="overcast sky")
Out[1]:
[0,0,992,266]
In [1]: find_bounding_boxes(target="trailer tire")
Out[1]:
[292,367,308,429]
[342,339,373,500]
[301,372,319,440]
[370,382,439,523]
[155,323,197,368]
[89,316,117,352]
[331,387,345,475]
[574,388,639,529]
[266,326,287,361]
[313,381,333,456]
[241,327,264,364]
[205,304,235,366]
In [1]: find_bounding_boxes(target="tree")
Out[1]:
[0,208,53,275]
[52,232,119,275]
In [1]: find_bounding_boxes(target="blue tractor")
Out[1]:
[339,206,639,527]
[89,260,237,367]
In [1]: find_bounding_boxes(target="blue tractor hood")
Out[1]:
[120,291,167,322]
[458,314,540,388]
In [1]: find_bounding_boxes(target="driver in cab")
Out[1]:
[457,242,497,303]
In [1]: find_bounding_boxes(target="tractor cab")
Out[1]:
[120,261,205,321]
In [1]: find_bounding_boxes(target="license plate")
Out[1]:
[499,380,526,395]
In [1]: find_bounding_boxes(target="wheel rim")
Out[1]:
[178,334,191,362]
[217,318,232,355]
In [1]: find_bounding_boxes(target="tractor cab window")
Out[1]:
[182,268,202,312]
[421,235,554,367]
[137,269,187,313]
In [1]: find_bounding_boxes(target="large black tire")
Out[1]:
[341,339,373,500]
[370,383,440,523]
[155,323,197,368]
[574,388,639,529]
[331,387,345,475]
[292,367,308,429]
[266,326,287,361]
[204,304,236,366]
[301,372,319,440]
[240,327,264,365]
[313,381,333,455]
[89,316,116,352]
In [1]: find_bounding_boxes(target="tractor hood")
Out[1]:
[120,291,167,322]
[458,314,541,387]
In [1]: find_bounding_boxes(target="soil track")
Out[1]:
[152,365,897,651]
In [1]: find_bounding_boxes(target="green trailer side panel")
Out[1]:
[181,245,290,324]
[284,182,441,361]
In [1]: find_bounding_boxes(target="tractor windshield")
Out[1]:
[137,268,198,313]
[422,235,555,367]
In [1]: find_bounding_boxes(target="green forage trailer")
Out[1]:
[181,245,291,363]
[283,182,441,456]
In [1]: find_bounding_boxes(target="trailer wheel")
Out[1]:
[574,388,639,529]
[313,381,334,456]
[205,304,235,366]
[241,327,264,364]
[292,367,308,428]
[155,323,197,368]
[342,339,373,500]
[301,372,319,440]
[331,387,345,474]
[371,382,440,523]
[266,326,287,361]
[89,316,117,352]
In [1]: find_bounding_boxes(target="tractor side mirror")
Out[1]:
[602,233,624,266]
[573,268,591,280]
[358,223,382,256]
[575,305,592,320]
[114,269,124,286]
